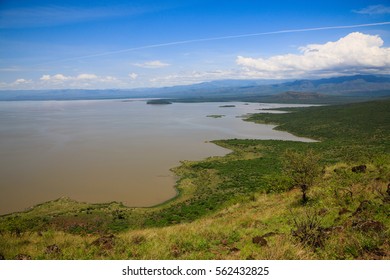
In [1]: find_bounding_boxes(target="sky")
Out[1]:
[1,0,390,90]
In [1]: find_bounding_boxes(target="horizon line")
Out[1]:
[1,73,389,92]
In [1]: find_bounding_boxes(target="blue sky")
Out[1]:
[1,0,390,89]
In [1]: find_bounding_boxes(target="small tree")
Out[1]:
[283,149,321,204]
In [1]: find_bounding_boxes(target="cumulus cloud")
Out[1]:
[40,74,70,81]
[14,78,29,84]
[40,73,99,82]
[2,78,33,89]
[128,72,138,80]
[40,75,51,81]
[2,73,128,89]
[353,5,390,15]
[36,73,122,88]
[236,32,390,78]
[134,60,170,68]
[53,74,70,80]
[76,73,97,80]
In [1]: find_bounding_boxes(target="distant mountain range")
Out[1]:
[277,75,390,94]
[1,74,390,102]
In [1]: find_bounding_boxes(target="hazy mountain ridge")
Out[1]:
[1,75,390,101]
[281,75,390,94]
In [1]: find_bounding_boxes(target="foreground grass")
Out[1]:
[1,172,388,259]
[0,99,389,259]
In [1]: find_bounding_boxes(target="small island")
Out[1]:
[219,105,236,108]
[146,99,172,105]
[206,114,225,118]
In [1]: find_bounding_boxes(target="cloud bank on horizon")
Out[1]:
[7,31,390,89]
[1,0,390,90]
[237,32,390,79]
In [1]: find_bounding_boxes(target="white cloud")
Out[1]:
[40,73,99,82]
[3,78,33,89]
[40,75,51,81]
[353,5,390,15]
[2,73,128,90]
[236,32,390,79]
[35,73,123,88]
[40,74,71,81]
[128,73,138,80]
[102,76,117,82]
[14,78,29,84]
[38,74,71,86]
[54,74,70,80]
[76,73,97,80]
[134,60,170,68]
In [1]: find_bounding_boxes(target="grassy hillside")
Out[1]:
[0,99,389,260]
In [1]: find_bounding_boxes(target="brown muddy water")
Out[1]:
[0,100,314,215]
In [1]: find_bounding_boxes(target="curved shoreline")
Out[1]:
[0,105,317,217]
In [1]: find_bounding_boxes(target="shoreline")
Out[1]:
[0,103,318,217]
[0,102,316,217]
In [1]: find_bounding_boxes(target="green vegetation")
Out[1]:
[283,149,321,204]
[206,115,225,118]
[0,99,389,259]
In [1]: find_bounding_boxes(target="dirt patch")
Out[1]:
[252,236,268,246]
[14,254,32,260]
[91,234,116,250]
[353,220,385,232]
[45,244,61,255]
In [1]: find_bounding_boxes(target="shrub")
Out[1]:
[283,149,321,204]
[291,209,326,248]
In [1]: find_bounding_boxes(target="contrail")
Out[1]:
[38,21,390,65]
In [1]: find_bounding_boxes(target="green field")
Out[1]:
[0,99,389,260]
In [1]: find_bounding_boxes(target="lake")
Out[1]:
[0,100,314,215]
